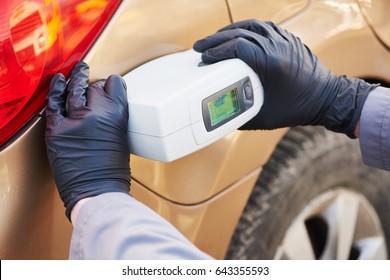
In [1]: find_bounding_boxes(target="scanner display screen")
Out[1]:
[208,89,240,126]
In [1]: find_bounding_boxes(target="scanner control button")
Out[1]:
[244,85,253,100]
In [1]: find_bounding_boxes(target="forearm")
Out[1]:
[69,193,213,260]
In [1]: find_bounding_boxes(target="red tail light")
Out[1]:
[0,0,121,146]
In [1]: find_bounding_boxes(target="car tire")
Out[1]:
[226,126,390,260]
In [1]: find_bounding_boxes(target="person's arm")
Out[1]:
[46,62,211,259]
[46,62,130,220]
[358,86,390,171]
[193,19,378,137]
[70,193,212,259]
[194,20,390,172]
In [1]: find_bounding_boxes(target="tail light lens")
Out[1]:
[0,0,121,146]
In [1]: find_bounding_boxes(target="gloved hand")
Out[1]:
[194,19,378,137]
[45,62,130,220]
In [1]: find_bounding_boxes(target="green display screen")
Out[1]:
[208,89,240,126]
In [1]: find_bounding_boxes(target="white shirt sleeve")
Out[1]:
[359,86,390,171]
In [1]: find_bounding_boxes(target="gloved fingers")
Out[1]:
[46,73,67,122]
[104,74,128,108]
[86,79,105,109]
[218,19,273,36]
[199,36,267,71]
[263,21,295,42]
[194,29,237,52]
[218,19,291,42]
[66,61,89,112]
[194,28,267,53]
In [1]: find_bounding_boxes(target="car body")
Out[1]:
[1,0,390,259]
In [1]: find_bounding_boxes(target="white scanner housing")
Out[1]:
[123,49,263,162]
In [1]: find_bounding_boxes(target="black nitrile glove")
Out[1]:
[45,62,130,220]
[194,20,378,137]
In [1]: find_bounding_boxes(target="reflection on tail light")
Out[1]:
[0,0,121,146]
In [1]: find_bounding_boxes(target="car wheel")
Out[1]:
[226,126,390,260]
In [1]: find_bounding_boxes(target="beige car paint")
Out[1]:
[356,0,390,48]
[281,0,390,80]
[1,0,390,260]
[226,0,309,23]
[0,117,72,259]
[132,168,262,259]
